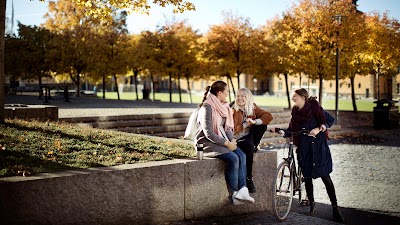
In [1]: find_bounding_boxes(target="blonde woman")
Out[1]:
[232,88,273,193]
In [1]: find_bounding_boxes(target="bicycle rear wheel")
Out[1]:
[272,161,294,221]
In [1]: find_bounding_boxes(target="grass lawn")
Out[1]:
[97,92,380,112]
[0,119,195,178]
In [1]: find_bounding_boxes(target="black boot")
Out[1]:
[247,178,256,193]
[309,202,316,213]
[332,206,345,223]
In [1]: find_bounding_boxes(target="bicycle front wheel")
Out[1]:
[272,161,294,221]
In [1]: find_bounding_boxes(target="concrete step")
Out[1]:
[151,131,186,138]
[112,124,188,134]
[78,117,189,129]
[61,112,193,123]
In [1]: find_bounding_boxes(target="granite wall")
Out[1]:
[0,151,276,225]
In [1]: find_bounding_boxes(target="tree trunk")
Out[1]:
[227,73,236,97]
[102,75,106,99]
[38,75,43,99]
[133,70,139,100]
[284,73,291,109]
[150,75,156,101]
[226,76,232,103]
[178,73,182,103]
[318,73,323,106]
[237,71,241,90]
[75,72,81,97]
[113,74,120,100]
[350,76,358,112]
[0,0,6,123]
[169,71,172,102]
[186,75,192,104]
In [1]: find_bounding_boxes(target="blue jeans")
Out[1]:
[216,148,247,192]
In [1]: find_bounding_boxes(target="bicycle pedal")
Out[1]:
[300,200,310,206]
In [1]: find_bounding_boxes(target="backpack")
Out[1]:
[184,109,200,140]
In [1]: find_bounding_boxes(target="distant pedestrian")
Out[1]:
[232,88,273,193]
[195,81,255,205]
[272,88,344,223]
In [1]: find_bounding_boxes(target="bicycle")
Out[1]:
[271,128,310,221]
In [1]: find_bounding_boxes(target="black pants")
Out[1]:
[237,125,268,180]
[305,175,338,206]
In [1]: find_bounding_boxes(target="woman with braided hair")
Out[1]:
[195,81,255,205]
[273,88,344,223]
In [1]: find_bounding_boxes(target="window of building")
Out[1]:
[358,83,361,89]
[348,83,351,88]
[330,83,332,88]
[278,82,283,91]
[302,82,307,86]
[290,82,295,90]
[340,83,342,88]
[312,80,316,84]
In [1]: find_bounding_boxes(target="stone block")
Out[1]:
[184,151,277,220]
[0,160,187,225]
[4,105,58,121]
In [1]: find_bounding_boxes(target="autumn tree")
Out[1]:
[17,23,53,97]
[331,1,370,112]
[259,14,302,108]
[91,10,130,100]
[44,0,101,97]
[166,21,201,103]
[365,13,400,100]
[127,34,146,100]
[205,11,256,95]
[0,0,195,122]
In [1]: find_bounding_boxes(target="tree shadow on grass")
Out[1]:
[0,150,75,178]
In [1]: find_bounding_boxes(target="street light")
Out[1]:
[334,14,342,125]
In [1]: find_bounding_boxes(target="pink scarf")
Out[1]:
[203,94,234,136]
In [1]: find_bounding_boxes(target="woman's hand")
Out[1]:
[224,141,237,151]
[246,118,257,125]
[308,127,321,137]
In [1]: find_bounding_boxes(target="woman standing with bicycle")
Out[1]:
[195,81,255,205]
[276,88,344,223]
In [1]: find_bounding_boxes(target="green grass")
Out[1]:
[0,119,195,177]
[98,92,381,112]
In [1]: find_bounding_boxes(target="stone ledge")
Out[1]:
[0,151,276,225]
[4,104,58,121]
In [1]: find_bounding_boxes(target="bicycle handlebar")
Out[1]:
[271,128,310,136]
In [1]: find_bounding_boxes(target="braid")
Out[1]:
[198,86,211,107]
[308,96,318,101]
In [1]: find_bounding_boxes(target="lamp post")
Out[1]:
[334,15,342,125]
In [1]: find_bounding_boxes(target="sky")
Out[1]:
[5,0,400,34]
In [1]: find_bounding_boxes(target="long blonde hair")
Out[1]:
[233,88,255,116]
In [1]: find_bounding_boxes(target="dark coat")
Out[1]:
[289,101,335,179]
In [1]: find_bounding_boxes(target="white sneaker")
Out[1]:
[231,191,245,205]
[234,187,255,204]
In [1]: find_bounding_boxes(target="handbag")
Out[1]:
[184,109,200,140]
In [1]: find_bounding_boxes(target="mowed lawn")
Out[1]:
[96,92,392,112]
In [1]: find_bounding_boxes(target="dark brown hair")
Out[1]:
[294,88,317,101]
[199,80,227,107]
